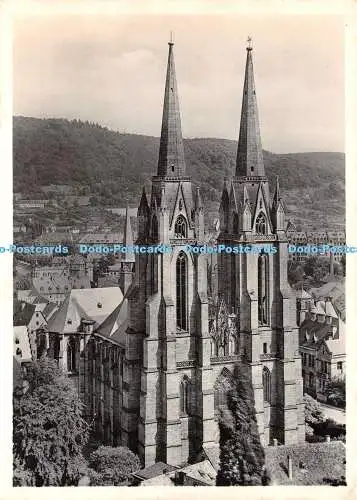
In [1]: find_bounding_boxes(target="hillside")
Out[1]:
[13,116,345,229]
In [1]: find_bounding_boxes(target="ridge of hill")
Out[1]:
[13,116,345,229]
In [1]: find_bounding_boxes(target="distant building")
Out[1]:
[297,289,346,399]
[31,254,93,303]
[287,230,346,263]
[16,200,48,210]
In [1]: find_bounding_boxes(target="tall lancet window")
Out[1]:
[152,215,158,241]
[255,212,267,235]
[67,337,77,373]
[258,254,269,325]
[263,366,271,403]
[180,376,190,415]
[176,252,187,330]
[174,215,187,238]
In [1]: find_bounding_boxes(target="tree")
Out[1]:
[304,393,325,427]
[216,363,265,486]
[325,376,345,408]
[88,446,141,485]
[13,357,89,486]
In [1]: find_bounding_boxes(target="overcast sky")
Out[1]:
[13,14,344,153]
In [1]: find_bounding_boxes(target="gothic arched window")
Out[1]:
[180,376,190,415]
[174,215,187,238]
[263,366,271,403]
[176,252,187,330]
[152,215,158,240]
[214,368,234,421]
[255,212,267,235]
[67,337,77,373]
[258,254,269,325]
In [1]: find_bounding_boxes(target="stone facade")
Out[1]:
[216,45,305,446]
[49,41,306,467]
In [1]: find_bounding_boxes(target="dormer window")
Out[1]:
[174,215,187,238]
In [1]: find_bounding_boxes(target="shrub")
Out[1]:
[89,446,140,486]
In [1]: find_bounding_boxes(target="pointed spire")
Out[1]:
[138,186,149,215]
[157,40,186,178]
[243,184,250,207]
[274,175,280,199]
[219,180,229,212]
[236,40,265,178]
[160,185,167,211]
[195,187,204,210]
[122,206,135,262]
[273,176,281,207]
[272,175,286,212]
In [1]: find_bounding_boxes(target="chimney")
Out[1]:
[174,471,185,486]
[287,455,293,480]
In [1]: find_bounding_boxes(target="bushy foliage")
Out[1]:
[304,394,325,426]
[325,376,345,408]
[216,363,265,486]
[13,357,89,486]
[88,446,141,486]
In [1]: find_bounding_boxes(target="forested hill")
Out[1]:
[13,116,345,228]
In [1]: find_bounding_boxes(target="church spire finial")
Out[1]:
[169,31,174,45]
[235,40,265,178]
[247,35,253,51]
[157,39,186,178]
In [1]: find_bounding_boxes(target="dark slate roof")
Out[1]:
[132,462,177,481]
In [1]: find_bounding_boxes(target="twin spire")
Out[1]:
[157,37,265,180]
[157,40,186,178]
[235,41,265,178]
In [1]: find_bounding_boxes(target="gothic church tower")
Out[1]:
[122,40,216,467]
[217,41,305,445]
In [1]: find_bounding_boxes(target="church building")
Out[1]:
[48,39,305,468]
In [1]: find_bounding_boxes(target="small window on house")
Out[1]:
[67,319,72,325]
[171,165,175,172]
[179,200,183,211]
[15,337,19,344]
[263,342,267,354]
[337,361,343,371]
[251,167,254,173]
[36,312,39,317]
[16,348,22,357]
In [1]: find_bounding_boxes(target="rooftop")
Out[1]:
[265,441,346,485]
